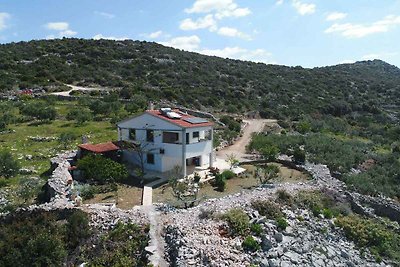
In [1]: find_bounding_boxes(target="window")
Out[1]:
[163,132,179,143]
[129,129,136,140]
[192,131,199,138]
[146,130,154,142]
[147,153,155,164]
[186,133,189,144]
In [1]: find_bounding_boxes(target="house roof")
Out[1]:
[78,142,120,153]
[145,109,214,128]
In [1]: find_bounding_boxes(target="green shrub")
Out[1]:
[79,185,95,200]
[251,199,283,220]
[322,208,333,219]
[293,147,306,163]
[20,101,57,121]
[221,208,250,236]
[66,210,90,248]
[77,154,129,184]
[242,236,260,252]
[276,189,294,206]
[0,150,20,178]
[214,173,226,192]
[261,146,279,161]
[335,215,400,262]
[276,217,288,230]
[221,170,236,180]
[250,223,263,236]
[87,222,150,267]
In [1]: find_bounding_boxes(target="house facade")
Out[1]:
[117,108,214,177]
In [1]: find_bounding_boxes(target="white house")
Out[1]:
[117,108,214,177]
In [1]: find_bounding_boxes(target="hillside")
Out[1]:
[1,38,400,119]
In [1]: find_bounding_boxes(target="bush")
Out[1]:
[221,169,236,180]
[66,210,90,248]
[79,185,96,200]
[0,150,20,178]
[221,208,250,236]
[335,215,400,262]
[59,132,77,149]
[67,108,93,124]
[293,147,306,163]
[214,173,226,192]
[276,189,294,206]
[294,190,346,218]
[250,223,263,236]
[77,154,129,184]
[0,210,91,267]
[251,199,283,220]
[261,146,279,161]
[322,208,333,219]
[88,222,150,267]
[276,217,288,230]
[20,101,57,121]
[242,236,260,252]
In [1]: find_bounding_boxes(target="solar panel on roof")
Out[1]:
[183,117,209,124]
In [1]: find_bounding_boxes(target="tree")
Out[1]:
[261,146,279,161]
[226,153,239,169]
[20,101,57,122]
[169,166,199,208]
[0,150,20,178]
[255,165,279,184]
[117,140,157,180]
[66,108,92,124]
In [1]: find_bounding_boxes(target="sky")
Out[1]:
[0,0,400,68]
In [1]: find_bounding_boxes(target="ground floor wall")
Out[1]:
[122,150,214,175]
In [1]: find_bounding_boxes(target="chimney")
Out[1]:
[82,135,88,144]
[148,101,154,110]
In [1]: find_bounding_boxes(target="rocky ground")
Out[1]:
[158,161,395,267]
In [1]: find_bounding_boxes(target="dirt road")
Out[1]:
[50,84,107,96]
[216,119,277,162]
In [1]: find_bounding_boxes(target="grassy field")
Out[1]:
[0,100,117,196]
[2,101,115,171]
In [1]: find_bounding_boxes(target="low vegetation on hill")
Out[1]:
[0,209,150,267]
[1,39,399,120]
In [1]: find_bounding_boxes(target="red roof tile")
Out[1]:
[78,142,120,153]
[145,110,214,128]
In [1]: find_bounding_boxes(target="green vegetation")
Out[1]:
[294,190,350,217]
[20,101,57,122]
[276,189,294,206]
[221,208,250,236]
[249,133,368,173]
[0,209,150,267]
[77,154,129,184]
[335,215,400,263]
[0,210,90,267]
[86,222,150,267]
[0,150,20,178]
[250,223,263,236]
[276,217,288,230]
[254,164,279,184]
[214,173,227,192]
[1,39,399,120]
[249,130,400,199]
[251,199,283,220]
[242,236,260,252]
